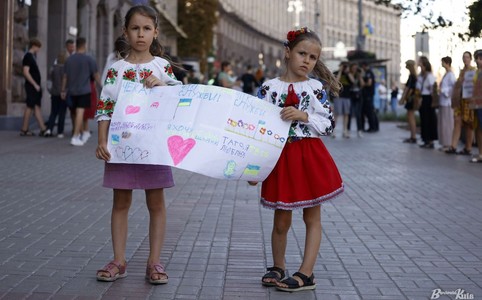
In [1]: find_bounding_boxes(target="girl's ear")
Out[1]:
[284,47,290,60]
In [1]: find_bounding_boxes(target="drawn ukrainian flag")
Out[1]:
[244,164,261,176]
[178,98,192,107]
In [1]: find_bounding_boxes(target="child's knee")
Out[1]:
[113,199,131,211]
[146,199,165,212]
[273,213,292,234]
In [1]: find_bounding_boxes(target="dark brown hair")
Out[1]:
[121,5,164,57]
[76,37,86,49]
[441,56,452,65]
[284,29,341,96]
[28,38,42,49]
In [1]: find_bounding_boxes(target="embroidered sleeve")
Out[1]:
[96,63,122,121]
[104,68,118,86]
[156,58,182,85]
[303,80,335,136]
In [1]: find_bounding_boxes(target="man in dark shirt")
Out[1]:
[240,65,259,95]
[361,62,379,132]
[20,38,48,136]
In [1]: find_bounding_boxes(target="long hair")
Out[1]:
[284,28,341,97]
[119,5,164,58]
[418,56,432,73]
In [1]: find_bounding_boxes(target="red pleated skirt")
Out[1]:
[261,137,344,210]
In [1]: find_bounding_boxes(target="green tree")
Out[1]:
[178,0,219,74]
[373,0,482,39]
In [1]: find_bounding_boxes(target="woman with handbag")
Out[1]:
[417,56,438,149]
[399,60,419,143]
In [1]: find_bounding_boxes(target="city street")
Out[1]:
[0,121,481,300]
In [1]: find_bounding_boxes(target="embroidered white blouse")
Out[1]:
[257,77,335,137]
[95,57,182,122]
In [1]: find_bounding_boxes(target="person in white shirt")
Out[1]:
[417,56,438,149]
[437,56,456,150]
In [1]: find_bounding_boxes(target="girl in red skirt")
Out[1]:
[252,27,344,292]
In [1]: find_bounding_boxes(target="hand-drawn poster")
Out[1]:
[468,70,482,109]
[107,81,291,181]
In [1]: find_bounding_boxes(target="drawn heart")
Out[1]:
[140,150,149,159]
[125,105,140,115]
[124,145,134,160]
[167,135,196,166]
[114,146,123,159]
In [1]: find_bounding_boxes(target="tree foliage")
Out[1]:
[177,0,219,74]
[466,0,482,39]
[372,0,482,40]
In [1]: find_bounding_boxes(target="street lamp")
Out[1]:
[287,0,303,28]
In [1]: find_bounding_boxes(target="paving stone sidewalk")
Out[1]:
[0,121,481,300]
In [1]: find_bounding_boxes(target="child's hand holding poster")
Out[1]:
[107,81,291,181]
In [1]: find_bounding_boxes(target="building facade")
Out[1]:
[214,0,401,83]
[0,0,184,125]
[0,0,400,124]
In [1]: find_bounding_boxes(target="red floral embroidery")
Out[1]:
[123,69,136,81]
[140,69,152,80]
[105,102,114,111]
[164,65,173,75]
[96,100,105,109]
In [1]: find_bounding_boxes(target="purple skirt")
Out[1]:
[103,163,174,190]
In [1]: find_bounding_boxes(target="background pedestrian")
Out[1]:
[20,38,47,136]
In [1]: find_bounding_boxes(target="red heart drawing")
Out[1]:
[167,135,196,166]
[125,105,140,115]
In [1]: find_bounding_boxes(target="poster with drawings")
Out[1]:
[107,81,291,181]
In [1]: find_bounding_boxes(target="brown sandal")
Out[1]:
[96,260,127,282]
[146,263,168,284]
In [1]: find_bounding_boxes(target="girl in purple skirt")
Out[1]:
[95,5,181,284]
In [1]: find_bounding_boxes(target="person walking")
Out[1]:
[437,56,456,151]
[95,5,182,284]
[252,27,344,292]
[44,53,68,138]
[61,37,101,146]
[20,38,48,136]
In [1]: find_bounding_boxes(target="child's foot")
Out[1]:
[276,271,316,292]
[146,263,168,284]
[96,260,127,282]
[261,266,286,287]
